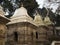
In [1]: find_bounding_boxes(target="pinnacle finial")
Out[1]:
[35,10,38,14]
[21,2,23,7]
[33,10,39,17]
[46,8,49,16]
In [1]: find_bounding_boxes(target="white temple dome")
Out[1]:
[7,4,37,26]
[10,5,33,21]
[11,6,28,18]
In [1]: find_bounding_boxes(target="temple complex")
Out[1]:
[0,4,60,45]
[6,4,54,45]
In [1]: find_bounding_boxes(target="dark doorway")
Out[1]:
[36,32,38,39]
[14,32,18,42]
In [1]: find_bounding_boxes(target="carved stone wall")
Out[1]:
[7,22,54,45]
[7,22,37,45]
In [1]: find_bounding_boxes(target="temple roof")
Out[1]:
[44,16,53,25]
[7,4,37,26]
[0,5,5,17]
[34,11,45,26]
[11,4,28,18]
[0,5,10,23]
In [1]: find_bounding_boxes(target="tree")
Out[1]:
[55,14,60,26]
[20,0,39,17]
[1,0,38,18]
[1,0,14,18]
[0,0,3,3]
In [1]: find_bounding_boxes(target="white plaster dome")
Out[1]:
[11,6,28,18]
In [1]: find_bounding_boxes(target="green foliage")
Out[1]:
[1,0,38,18]
[2,0,13,12]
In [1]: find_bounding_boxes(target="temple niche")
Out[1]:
[6,4,54,45]
[0,5,10,45]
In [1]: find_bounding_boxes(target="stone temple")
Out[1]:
[6,4,54,45]
[0,4,60,45]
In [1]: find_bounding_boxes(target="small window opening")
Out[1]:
[31,32,33,40]
[31,32,33,36]
[36,32,38,39]
[56,30,60,36]
[14,32,18,41]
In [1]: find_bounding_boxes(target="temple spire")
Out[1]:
[44,8,53,25]
[21,2,24,7]
[34,10,45,26]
